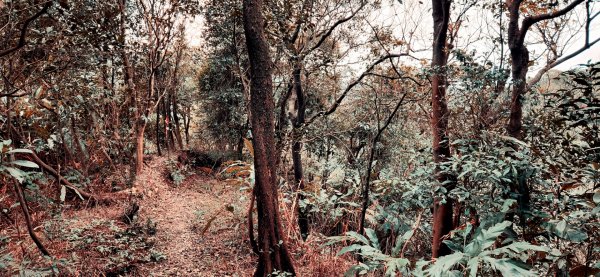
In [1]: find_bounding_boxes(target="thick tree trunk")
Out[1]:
[507,41,528,138]
[431,0,455,259]
[242,0,296,275]
[504,1,586,225]
[506,0,532,225]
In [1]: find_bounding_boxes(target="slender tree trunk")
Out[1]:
[166,94,175,152]
[242,0,296,275]
[135,123,146,175]
[70,117,89,176]
[57,116,74,166]
[183,106,191,147]
[431,0,455,259]
[163,96,171,153]
[156,98,162,156]
[507,30,528,138]
[172,92,184,149]
[359,94,406,235]
[171,45,185,150]
[119,0,144,179]
[290,60,309,240]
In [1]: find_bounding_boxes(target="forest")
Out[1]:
[0,0,599,276]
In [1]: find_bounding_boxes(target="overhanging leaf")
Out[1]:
[7,149,33,154]
[11,160,39,168]
[4,167,27,183]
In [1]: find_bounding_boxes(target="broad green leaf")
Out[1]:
[385,258,409,276]
[571,140,590,148]
[4,167,26,183]
[337,244,362,256]
[467,257,480,277]
[365,228,380,249]
[483,258,536,277]
[465,239,482,256]
[499,135,530,148]
[343,231,370,245]
[501,199,517,213]
[563,228,588,242]
[344,263,369,277]
[555,220,567,236]
[479,221,512,249]
[426,252,464,277]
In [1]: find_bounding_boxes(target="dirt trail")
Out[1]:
[134,156,254,276]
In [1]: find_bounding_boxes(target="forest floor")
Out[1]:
[1,154,350,276]
[133,155,255,276]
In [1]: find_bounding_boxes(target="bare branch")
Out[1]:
[527,0,599,88]
[306,1,367,53]
[527,37,600,88]
[306,53,408,125]
[519,0,585,43]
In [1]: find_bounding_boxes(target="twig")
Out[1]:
[12,180,51,256]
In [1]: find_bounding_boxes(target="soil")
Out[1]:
[133,156,255,276]
[1,154,350,276]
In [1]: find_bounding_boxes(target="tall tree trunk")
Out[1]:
[166,95,175,152]
[172,92,184,149]
[156,98,162,156]
[70,117,89,177]
[171,45,185,150]
[504,0,586,225]
[507,1,528,141]
[135,123,146,175]
[431,0,455,259]
[183,106,191,147]
[163,95,171,153]
[290,59,309,240]
[506,0,533,226]
[242,0,296,275]
[119,0,144,179]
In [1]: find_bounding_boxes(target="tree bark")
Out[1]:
[359,93,406,235]
[172,91,184,149]
[242,0,296,275]
[431,0,455,259]
[505,0,585,227]
[135,123,146,176]
[290,59,309,241]
[156,97,162,156]
[506,0,528,140]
